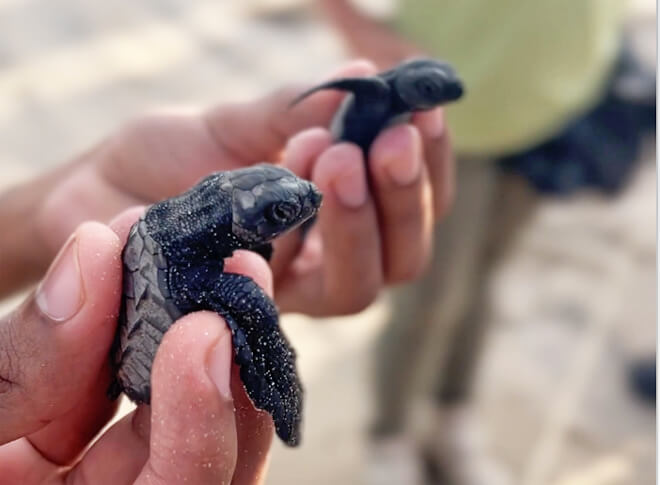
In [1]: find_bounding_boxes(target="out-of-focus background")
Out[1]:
[0,1,655,484]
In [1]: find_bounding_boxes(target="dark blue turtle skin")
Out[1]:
[292,58,464,154]
[109,165,322,447]
[291,58,463,234]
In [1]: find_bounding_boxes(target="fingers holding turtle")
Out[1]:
[368,123,435,283]
[278,121,438,313]
[278,58,462,308]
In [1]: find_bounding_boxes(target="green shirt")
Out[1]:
[395,0,625,156]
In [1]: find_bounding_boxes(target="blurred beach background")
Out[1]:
[0,1,655,484]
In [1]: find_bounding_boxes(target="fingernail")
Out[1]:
[207,333,233,400]
[386,156,421,186]
[377,125,422,186]
[36,235,84,322]
[332,166,367,208]
[417,108,445,139]
[383,127,422,186]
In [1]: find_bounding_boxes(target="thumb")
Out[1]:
[203,59,377,164]
[137,312,238,485]
[0,221,122,444]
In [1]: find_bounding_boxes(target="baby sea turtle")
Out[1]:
[291,58,464,154]
[291,58,463,235]
[108,164,322,447]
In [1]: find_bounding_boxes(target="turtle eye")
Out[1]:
[416,79,439,98]
[266,201,298,224]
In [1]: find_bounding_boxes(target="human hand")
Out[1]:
[0,61,373,295]
[0,208,273,485]
[271,64,454,316]
[33,63,376,267]
[5,61,454,318]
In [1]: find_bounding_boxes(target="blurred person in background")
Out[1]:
[320,1,655,484]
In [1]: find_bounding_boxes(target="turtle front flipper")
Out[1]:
[200,271,303,447]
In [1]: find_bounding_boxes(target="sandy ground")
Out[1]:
[0,1,655,484]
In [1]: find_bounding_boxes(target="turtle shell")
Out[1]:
[110,217,182,404]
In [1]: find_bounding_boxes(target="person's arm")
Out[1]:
[318,0,422,68]
[0,62,366,299]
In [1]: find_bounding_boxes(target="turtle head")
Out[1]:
[226,164,322,247]
[393,59,464,110]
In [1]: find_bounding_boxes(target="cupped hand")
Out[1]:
[34,61,375,263]
[0,208,273,485]
[271,77,454,316]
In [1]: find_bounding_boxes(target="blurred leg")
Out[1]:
[371,156,497,436]
[416,172,539,485]
[434,172,539,404]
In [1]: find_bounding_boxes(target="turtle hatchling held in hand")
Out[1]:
[291,58,465,154]
[108,164,322,447]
